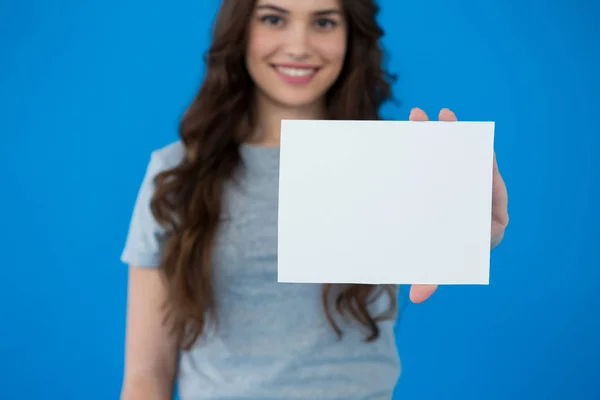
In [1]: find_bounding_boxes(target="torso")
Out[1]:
[156,141,400,400]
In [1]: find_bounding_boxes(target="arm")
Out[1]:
[119,151,181,399]
[120,266,178,400]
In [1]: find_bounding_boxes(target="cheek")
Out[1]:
[316,36,347,66]
[247,27,279,66]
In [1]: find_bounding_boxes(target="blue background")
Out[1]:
[1,0,598,399]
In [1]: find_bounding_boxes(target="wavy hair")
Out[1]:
[151,0,398,350]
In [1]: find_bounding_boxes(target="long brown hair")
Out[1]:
[151,0,398,350]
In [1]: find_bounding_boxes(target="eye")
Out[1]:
[314,18,337,30]
[261,14,284,26]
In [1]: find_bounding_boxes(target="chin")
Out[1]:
[278,96,323,109]
[262,87,328,111]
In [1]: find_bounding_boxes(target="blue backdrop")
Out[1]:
[1,0,598,399]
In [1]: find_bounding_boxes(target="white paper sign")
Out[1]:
[277,120,495,285]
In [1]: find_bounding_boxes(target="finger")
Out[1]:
[493,151,499,173]
[438,108,458,121]
[410,107,430,121]
[409,284,439,304]
[492,152,504,190]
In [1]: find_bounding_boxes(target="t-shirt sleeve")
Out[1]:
[120,152,168,268]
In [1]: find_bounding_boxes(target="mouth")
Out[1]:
[272,64,320,85]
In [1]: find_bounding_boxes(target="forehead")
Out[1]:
[254,0,342,13]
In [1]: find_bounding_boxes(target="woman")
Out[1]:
[120,0,509,399]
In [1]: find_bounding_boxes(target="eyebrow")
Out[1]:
[255,4,342,16]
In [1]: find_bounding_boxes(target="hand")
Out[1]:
[407,108,509,304]
[490,152,509,248]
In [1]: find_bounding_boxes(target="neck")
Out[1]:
[248,91,325,147]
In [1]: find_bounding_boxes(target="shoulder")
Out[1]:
[120,140,185,267]
[147,140,186,173]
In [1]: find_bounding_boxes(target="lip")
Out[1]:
[274,63,321,69]
[271,63,321,86]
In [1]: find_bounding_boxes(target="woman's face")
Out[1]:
[245,0,347,111]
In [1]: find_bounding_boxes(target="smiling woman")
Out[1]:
[119,0,508,399]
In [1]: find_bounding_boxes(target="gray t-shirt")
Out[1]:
[121,140,401,399]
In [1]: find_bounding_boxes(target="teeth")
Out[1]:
[276,67,315,77]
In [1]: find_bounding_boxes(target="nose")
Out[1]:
[283,23,312,61]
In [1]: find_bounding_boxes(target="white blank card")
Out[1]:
[277,120,495,285]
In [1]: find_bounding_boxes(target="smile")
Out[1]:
[272,64,320,85]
